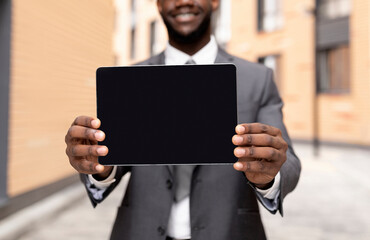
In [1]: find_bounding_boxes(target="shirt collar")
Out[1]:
[164,36,218,65]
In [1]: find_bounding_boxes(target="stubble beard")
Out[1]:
[161,11,212,45]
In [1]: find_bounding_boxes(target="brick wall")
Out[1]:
[316,0,370,145]
[8,0,115,196]
[228,0,370,146]
[229,0,316,140]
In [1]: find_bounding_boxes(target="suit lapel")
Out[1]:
[215,47,234,64]
[168,165,174,177]
[147,52,166,65]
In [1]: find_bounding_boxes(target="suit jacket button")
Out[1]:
[157,226,166,235]
[166,179,173,189]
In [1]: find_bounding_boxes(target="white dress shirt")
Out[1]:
[89,36,281,239]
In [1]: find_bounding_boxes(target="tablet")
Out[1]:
[96,64,237,165]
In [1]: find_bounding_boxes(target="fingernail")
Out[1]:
[233,136,243,144]
[91,119,100,128]
[236,125,245,134]
[234,162,244,170]
[95,164,104,172]
[234,148,245,157]
[95,131,105,141]
[97,147,107,155]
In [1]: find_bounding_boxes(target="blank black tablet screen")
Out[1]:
[96,64,237,165]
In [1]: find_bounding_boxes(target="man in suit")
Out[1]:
[65,0,301,239]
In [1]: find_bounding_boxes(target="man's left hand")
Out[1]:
[232,123,288,189]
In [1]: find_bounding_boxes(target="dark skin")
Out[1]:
[65,116,112,178]
[65,0,288,188]
[157,0,219,55]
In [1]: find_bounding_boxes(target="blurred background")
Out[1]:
[0,0,369,239]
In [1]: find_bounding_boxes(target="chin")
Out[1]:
[162,13,212,44]
[172,31,205,44]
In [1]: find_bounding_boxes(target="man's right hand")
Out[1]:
[65,116,112,178]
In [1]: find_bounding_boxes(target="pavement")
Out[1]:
[0,143,370,240]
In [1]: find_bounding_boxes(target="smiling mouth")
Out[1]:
[174,12,198,21]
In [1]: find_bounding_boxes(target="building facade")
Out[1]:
[229,0,370,146]
[0,0,116,216]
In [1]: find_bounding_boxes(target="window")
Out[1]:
[130,27,136,60]
[317,0,351,21]
[149,21,157,56]
[130,0,136,60]
[258,55,282,91]
[317,45,350,93]
[131,0,136,14]
[257,0,283,32]
[0,0,11,206]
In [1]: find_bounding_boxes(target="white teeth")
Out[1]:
[175,13,195,20]
[178,13,195,17]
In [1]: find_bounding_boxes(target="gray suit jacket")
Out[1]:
[81,48,301,240]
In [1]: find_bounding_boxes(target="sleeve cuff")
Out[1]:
[255,171,281,199]
[88,166,117,190]
[252,172,281,213]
